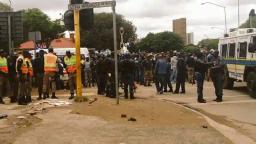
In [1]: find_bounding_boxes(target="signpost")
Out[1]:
[68,0,119,104]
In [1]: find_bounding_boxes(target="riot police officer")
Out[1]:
[120,54,136,99]
[210,50,224,102]
[194,52,209,103]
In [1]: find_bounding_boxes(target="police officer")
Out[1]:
[8,52,18,103]
[120,53,136,99]
[16,50,31,105]
[33,50,45,100]
[43,48,58,99]
[174,53,186,94]
[64,51,76,99]
[96,55,107,95]
[210,50,224,102]
[24,54,33,103]
[105,54,116,98]
[194,52,209,103]
[0,49,8,104]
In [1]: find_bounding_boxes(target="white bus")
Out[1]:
[219,28,256,98]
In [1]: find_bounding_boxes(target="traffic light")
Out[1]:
[64,1,94,31]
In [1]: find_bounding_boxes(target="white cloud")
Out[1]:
[1,0,255,43]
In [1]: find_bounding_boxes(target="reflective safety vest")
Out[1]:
[16,56,29,74]
[64,55,76,73]
[25,58,33,77]
[0,57,8,73]
[44,53,57,72]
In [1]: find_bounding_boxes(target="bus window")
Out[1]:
[229,43,236,58]
[221,44,227,58]
[253,37,256,45]
[239,42,247,58]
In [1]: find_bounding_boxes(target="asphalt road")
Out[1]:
[153,81,256,142]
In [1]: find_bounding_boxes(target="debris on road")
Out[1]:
[0,113,8,119]
[121,114,127,118]
[128,117,137,122]
[202,125,208,129]
[89,98,98,104]
[17,116,26,119]
[26,99,72,115]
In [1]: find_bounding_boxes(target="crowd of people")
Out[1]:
[0,48,225,105]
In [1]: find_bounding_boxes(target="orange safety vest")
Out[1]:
[0,57,8,73]
[64,55,76,73]
[44,53,57,72]
[25,58,33,77]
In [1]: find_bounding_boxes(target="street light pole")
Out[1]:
[238,0,240,28]
[201,2,228,34]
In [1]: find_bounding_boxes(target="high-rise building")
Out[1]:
[187,32,194,45]
[173,18,187,44]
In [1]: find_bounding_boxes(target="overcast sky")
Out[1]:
[2,0,256,43]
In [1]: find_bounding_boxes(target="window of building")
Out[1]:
[229,43,236,58]
[239,42,247,58]
[221,44,227,58]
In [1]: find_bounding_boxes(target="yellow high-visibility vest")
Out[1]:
[64,55,76,73]
[44,53,57,73]
[0,57,8,73]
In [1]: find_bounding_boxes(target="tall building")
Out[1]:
[173,18,187,44]
[187,32,194,45]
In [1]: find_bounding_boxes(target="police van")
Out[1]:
[219,28,256,98]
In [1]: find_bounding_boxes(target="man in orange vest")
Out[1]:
[16,50,31,105]
[43,48,58,99]
[0,49,8,104]
[64,51,76,99]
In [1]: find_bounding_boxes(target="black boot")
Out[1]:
[43,93,47,99]
[10,97,17,103]
[51,92,58,99]
[0,98,5,104]
[69,93,74,100]
[37,94,42,100]
[26,96,32,103]
[18,96,27,105]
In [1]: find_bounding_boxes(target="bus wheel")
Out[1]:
[223,70,234,89]
[247,72,256,98]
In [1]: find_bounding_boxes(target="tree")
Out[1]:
[80,13,137,51]
[183,44,200,54]
[136,31,184,53]
[23,8,65,48]
[240,16,256,28]
[198,39,219,50]
[0,2,13,12]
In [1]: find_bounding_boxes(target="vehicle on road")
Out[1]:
[219,28,256,98]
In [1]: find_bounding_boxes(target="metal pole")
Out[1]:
[112,5,119,105]
[8,15,11,54]
[74,9,82,97]
[224,7,228,34]
[238,0,240,27]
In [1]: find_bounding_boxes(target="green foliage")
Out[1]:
[81,13,137,51]
[23,8,65,47]
[198,38,218,50]
[183,44,200,54]
[0,2,13,12]
[136,31,184,53]
[240,16,256,28]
